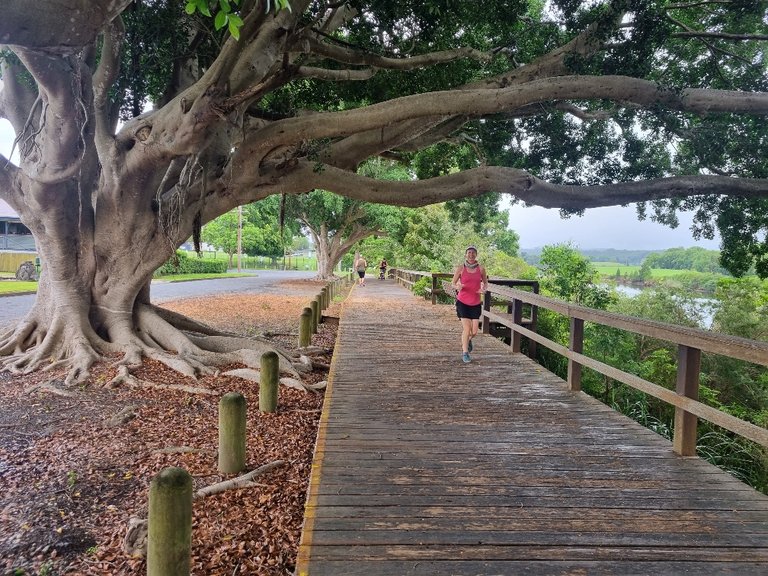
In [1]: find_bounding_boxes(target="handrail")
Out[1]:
[485,283,768,453]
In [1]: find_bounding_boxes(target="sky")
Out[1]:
[0,117,719,252]
[503,199,719,251]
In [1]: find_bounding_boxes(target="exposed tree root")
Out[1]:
[193,460,286,499]
[108,365,217,395]
[1,304,304,387]
[151,446,209,455]
[123,460,286,557]
[107,404,140,427]
[150,305,238,337]
[25,381,77,397]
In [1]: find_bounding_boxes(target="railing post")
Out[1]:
[310,298,319,334]
[568,318,584,392]
[511,298,523,353]
[431,274,437,305]
[299,307,313,347]
[482,290,491,335]
[528,283,539,359]
[673,345,701,456]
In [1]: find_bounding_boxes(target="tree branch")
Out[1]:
[93,17,125,151]
[672,31,768,41]
[0,0,133,49]
[296,66,377,81]
[305,36,492,70]
[282,161,768,211]
[250,75,768,160]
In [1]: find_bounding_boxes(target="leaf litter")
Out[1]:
[0,279,342,575]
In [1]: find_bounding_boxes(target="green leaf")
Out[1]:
[219,0,231,13]
[184,2,197,15]
[228,19,241,40]
[198,0,211,17]
[214,10,227,30]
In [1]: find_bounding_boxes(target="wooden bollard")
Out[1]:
[299,307,313,347]
[147,467,192,576]
[260,351,279,413]
[321,286,328,310]
[218,392,247,474]
[310,298,319,334]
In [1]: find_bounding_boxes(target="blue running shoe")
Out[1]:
[462,352,471,363]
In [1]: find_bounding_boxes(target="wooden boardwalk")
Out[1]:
[296,280,768,575]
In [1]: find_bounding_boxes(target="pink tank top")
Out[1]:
[457,266,482,306]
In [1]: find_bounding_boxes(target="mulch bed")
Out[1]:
[0,279,342,575]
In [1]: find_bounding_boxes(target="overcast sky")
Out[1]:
[504,199,719,250]
[0,118,719,251]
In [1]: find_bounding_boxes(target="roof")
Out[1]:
[0,199,21,221]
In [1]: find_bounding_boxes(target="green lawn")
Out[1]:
[593,263,706,279]
[0,281,39,294]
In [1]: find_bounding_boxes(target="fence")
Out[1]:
[392,269,768,456]
[484,283,768,455]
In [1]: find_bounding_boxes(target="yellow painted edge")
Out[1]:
[295,283,351,575]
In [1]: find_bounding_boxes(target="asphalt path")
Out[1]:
[0,270,317,326]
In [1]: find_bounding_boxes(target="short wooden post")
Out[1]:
[299,307,313,347]
[322,287,329,310]
[568,318,584,392]
[511,298,523,353]
[147,467,192,576]
[431,275,437,305]
[218,392,247,474]
[673,345,701,456]
[310,298,319,334]
[260,351,279,413]
[482,290,492,335]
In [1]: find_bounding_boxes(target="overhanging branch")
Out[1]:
[250,75,768,156]
[306,36,492,70]
[282,161,768,211]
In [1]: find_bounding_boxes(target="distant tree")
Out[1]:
[286,190,404,279]
[201,210,259,268]
[538,244,613,308]
[644,247,727,274]
[635,260,653,283]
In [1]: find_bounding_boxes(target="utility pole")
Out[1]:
[237,205,242,273]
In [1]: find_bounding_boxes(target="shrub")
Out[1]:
[155,251,228,276]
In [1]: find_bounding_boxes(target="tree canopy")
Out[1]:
[1,0,767,382]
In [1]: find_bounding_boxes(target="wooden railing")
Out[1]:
[392,268,768,455]
[392,269,540,356]
[485,283,768,455]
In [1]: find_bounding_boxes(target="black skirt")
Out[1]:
[456,300,482,319]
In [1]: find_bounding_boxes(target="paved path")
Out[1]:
[296,279,768,575]
[0,270,316,325]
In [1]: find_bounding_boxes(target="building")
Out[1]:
[0,199,35,251]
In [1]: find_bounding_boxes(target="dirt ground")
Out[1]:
[0,279,342,575]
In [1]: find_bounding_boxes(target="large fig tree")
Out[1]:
[1,0,766,383]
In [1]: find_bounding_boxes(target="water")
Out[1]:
[608,284,716,329]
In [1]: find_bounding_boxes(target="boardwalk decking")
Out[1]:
[296,280,768,575]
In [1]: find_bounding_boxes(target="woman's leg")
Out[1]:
[471,319,480,338]
[460,318,472,353]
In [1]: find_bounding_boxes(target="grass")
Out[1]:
[593,263,710,279]
[0,273,253,295]
[154,272,253,282]
[0,281,38,294]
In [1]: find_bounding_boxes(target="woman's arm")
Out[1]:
[451,266,462,288]
[481,268,488,292]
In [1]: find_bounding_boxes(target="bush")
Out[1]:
[411,276,432,299]
[155,251,228,276]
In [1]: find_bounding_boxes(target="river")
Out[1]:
[610,284,716,329]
